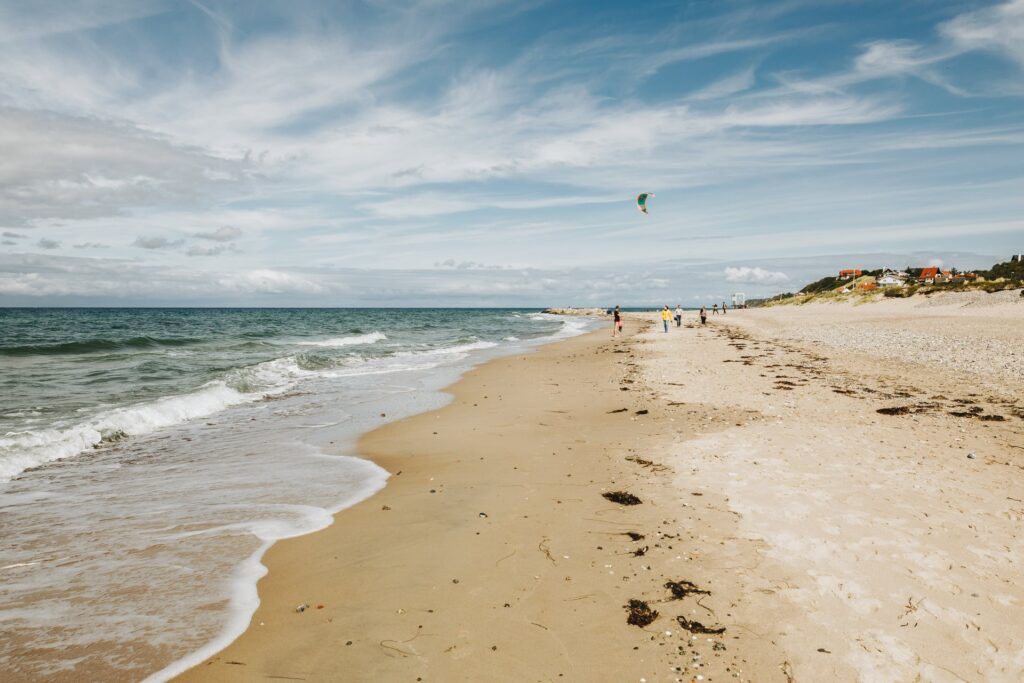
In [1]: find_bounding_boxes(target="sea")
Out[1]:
[0,308,597,681]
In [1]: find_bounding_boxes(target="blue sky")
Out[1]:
[0,0,1022,306]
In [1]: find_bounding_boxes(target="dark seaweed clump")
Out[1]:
[877,406,912,415]
[676,616,725,634]
[603,491,642,505]
[625,599,658,627]
[664,580,709,600]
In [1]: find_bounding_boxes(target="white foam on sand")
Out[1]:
[142,450,389,683]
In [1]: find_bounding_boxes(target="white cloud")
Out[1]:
[216,269,326,294]
[689,66,758,101]
[723,266,790,284]
[942,0,1024,67]
[0,108,248,225]
[0,1,166,44]
[434,259,506,270]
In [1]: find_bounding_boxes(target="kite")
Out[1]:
[636,192,655,214]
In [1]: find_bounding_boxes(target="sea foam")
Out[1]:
[296,332,387,347]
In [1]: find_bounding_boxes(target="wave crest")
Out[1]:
[296,332,386,348]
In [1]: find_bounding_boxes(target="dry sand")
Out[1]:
[178,294,1024,682]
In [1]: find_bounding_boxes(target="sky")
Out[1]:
[0,0,1022,306]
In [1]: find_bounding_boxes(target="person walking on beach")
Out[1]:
[612,305,622,337]
[721,301,727,314]
[674,304,683,327]
[712,303,718,315]
[700,306,707,325]
[661,305,672,333]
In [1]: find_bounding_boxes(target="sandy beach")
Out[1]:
[178,293,1024,682]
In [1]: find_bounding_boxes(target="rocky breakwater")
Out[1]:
[542,307,609,317]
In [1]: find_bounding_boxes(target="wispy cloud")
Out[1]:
[941,0,1024,67]
[723,266,790,285]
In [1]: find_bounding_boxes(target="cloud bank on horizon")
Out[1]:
[0,0,1022,305]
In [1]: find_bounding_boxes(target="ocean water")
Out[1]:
[0,308,596,681]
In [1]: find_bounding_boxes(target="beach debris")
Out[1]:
[967,453,976,459]
[608,408,628,413]
[635,409,649,415]
[877,406,912,415]
[538,538,556,564]
[675,616,725,635]
[624,532,645,541]
[317,604,324,609]
[479,512,488,518]
[382,505,391,510]
[632,546,649,557]
[603,491,642,505]
[295,603,309,613]
[625,599,658,627]
[664,580,710,600]
[636,192,655,215]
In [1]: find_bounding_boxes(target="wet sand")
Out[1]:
[178,295,1024,682]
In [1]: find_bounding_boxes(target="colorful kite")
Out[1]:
[636,192,655,214]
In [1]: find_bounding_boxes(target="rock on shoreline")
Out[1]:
[542,307,610,317]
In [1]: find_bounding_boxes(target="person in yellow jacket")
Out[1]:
[661,305,672,333]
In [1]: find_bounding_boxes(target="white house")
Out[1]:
[877,275,906,286]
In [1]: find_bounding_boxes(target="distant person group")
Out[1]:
[612,302,731,336]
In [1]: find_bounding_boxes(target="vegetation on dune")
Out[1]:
[979,259,1024,282]
[799,276,845,294]
[749,259,1022,307]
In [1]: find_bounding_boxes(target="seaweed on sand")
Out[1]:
[603,491,642,505]
[676,616,725,635]
[877,406,912,415]
[625,599,658,627]
[664,580,710,600]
